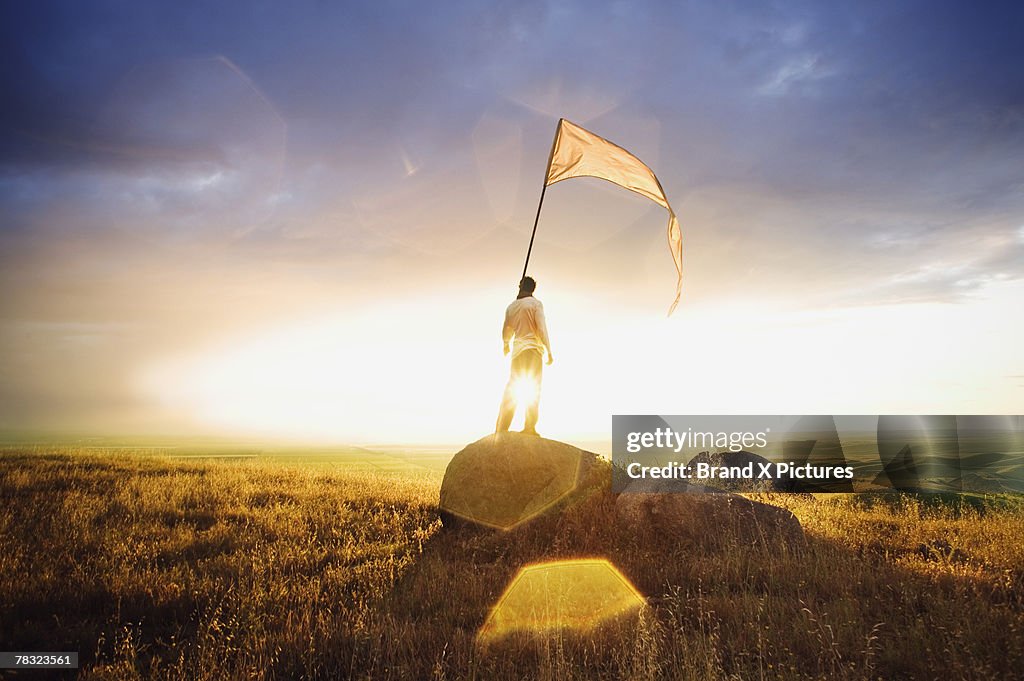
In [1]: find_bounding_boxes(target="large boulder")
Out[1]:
[439,432,605,530]
[615,477,804,548]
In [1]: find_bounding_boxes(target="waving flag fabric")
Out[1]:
[545,119,683,315]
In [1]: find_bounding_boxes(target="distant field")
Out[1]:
[1,447,1022,680]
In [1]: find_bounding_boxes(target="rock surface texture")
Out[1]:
[439,432,604,530]
[615,477,804,547]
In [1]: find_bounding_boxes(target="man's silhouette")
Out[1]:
[495,276,553,436]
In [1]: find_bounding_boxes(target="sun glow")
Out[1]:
[139,281,1024,445]
[511,377,539,409]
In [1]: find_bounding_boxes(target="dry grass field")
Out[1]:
[1,447,1022,680]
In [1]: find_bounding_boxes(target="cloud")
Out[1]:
[758,53,837,97]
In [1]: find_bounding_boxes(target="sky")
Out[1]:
[1,1,1023,445]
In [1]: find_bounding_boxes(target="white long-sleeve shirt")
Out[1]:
[502,296,551,359]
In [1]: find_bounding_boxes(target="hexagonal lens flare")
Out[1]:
[478,559,646,642]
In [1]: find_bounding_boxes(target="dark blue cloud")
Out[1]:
[4,1,1022,173]
[1,0,1022,288]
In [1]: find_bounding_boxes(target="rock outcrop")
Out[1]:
[439,432,604,530]
[439,433,803,547]
[615,477,804,547]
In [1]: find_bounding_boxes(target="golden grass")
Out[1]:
[1,448,1022,680]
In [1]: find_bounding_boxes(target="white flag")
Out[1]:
[546,119,682,315]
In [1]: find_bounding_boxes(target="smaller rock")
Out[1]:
[615,477,804,548]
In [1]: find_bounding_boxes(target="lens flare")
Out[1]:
[512,377,539,407]
[477,558,646,643]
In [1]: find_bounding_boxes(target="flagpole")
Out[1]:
[520,119,562,282]
[520,182,548,281]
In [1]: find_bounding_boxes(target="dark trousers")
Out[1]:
[495,349,543,433]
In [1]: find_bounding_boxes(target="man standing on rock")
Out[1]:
[495,276,553,436]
